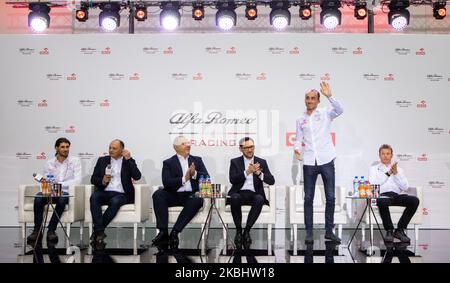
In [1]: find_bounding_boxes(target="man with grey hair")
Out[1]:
[152,136,209,249]
[228,137,275,249]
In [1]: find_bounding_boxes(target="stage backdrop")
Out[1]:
[0,34,449,228]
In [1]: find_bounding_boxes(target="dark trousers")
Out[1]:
[33,192,69,232]
[90,191,133,233]
[377,192,420,231]
[152,189,204,233]
[303,159,336,233]
[229,190,265,230]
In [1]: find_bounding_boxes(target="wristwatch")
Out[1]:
[385,172,391,177]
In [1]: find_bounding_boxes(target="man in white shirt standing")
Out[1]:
[294,81,343,244]
[369,144,419,243]
[27,137,82,244]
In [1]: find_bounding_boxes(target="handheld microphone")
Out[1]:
[105,164,112,176]
[32,173,44,183]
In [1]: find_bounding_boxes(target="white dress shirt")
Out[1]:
[241,156,264,192]
[105,156,125,193]
[44,156,82,193]
[369,162,409,194]
[177,154,197,192]
[294,97,343,166]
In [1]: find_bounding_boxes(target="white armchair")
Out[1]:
[150,186,211,251]
[84,184,150,255]
[18,184,85,250]
[360,187,423,244]
[218,185,276,255]
[289,185,347,254]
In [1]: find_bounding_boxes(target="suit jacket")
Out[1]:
[162,155,209,193]
[90,156,142,201]
[228,156,275,205]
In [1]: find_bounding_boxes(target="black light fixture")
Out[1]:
[99,2,121,31]
[160,2,181,30]
[320,0,342,30]
[299,3,312,20]
[245,3,258,20]
[388,0,410,30]
[433,1,446,19]
[134,5,147,21]
[269,1,291,30]
[28,3,51,32]
[354,1,367,20]
[75,3,88,22]
[192,3,205,21]
[215,1,237,31]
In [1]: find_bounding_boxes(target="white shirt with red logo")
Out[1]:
[43,156,82,192]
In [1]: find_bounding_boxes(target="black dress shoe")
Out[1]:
[152,231,169,247]
[169,231,180,250]
[46,230,58,243]
[305,233,314,244]
[385,230,394,242]
[27,230,40,243]
[393,229,410,243]
[324,232,341,243]
[234,231,243,249]
[243,230,252,250]
[96,230,107,242]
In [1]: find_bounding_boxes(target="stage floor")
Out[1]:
[2,227,449,263]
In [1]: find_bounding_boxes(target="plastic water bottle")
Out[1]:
[359,176,366,198]
[45,173,54,195]
[199,175,205,197]
[353,176,359,197]
[205,176,211,197]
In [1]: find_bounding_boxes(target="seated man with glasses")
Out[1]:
[227,137,275,249]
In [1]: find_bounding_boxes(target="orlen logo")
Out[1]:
[353,47,363,55]
[65,125,75,133]
[36,152,46,160]
[39,48,49,55]
[256,73,267,80]
[129,73,140,80]
[416,48,426,55]
[164,47,174,54]
[417,153,428,161]
[100,99,110,107]
[67,73,77,80]
[422,208,429,216]
[101,47,111,55]
[289,47,300,55]
[417,100,427,108]
[193,73,203,80]
[384,74,395,81]
[320,73,331,81]
[38,99,48,107]
[286,132,335,146]
[226,47,237,54]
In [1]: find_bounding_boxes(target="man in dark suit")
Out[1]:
[90,139,141,244]
[152,136,208,249]
[228,137,275,249]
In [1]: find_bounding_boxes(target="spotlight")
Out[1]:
[75,5,88,22]
[320,0,342,30]
[433,1,446,20]
[99,2,121,31]
[299,4,312,20]
[28,3,51,32]
[134,5,147,21]
[245,4,258,20]
[192,3,205,21]
[160,2,181,30]
[388,0,410,30]
[270,1,291,30]
[216,2,237,31]
[354,1,367,20]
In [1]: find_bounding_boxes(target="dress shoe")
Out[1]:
[151,231,169,247]
[384,230,394,242]
[27,230,40,243]
[324,232,341,243]
[169,231,180,250]
[243,230,252,250]
[393,228,410,243]
[46,230,58,243]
